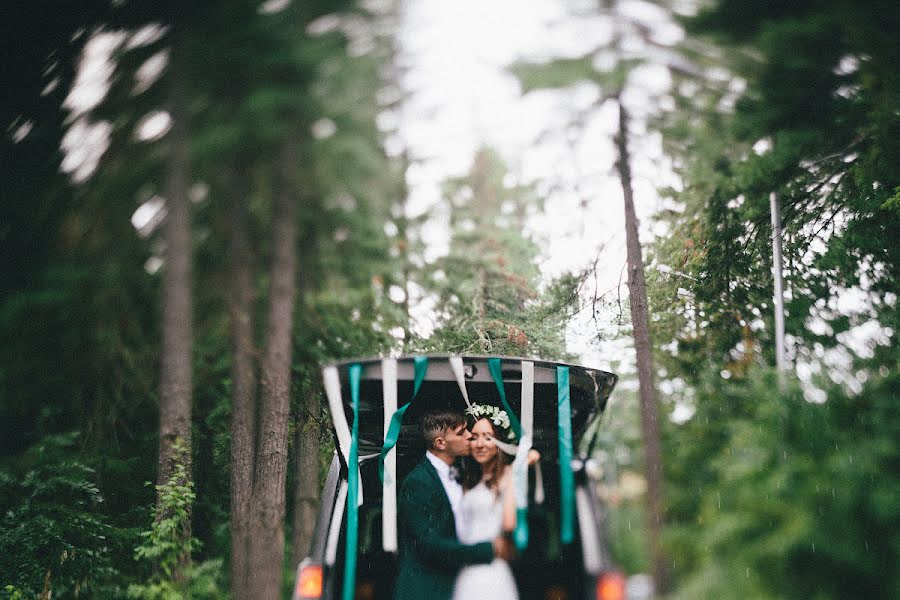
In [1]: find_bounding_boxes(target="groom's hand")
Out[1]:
[491,535,516,561]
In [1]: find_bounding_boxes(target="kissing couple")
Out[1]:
[394,405,539,600]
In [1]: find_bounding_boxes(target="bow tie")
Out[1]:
[448,465,461,482]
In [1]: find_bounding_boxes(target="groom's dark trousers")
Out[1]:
[393,458,493,600]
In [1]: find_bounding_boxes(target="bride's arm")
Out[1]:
[500,465,516,533]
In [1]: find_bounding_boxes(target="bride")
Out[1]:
[452,405,538,600]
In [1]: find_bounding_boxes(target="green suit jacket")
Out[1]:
[393,458,494,600]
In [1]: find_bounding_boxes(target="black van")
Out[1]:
[292,355,623,600]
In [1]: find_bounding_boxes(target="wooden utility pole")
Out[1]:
[769,192,787,386]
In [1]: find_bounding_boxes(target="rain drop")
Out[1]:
[717,491,721,508]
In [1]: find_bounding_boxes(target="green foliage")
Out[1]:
[0,434,124,598]
[125,559,226,600]
[413,148,576,359]
[666,368,900,599]
[1,586,25,600]
[128,446,225,599]
[655,0,900,370]
[511,55,638,96]
[606,501,650,575]
[643,2,900,597]
[3,0,406,597]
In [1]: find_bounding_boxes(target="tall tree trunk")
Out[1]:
[156,29,193,579]
[247,141,299,599]
[290,219,321,566]
[228,165,257,600]
[290,387,321,565]
[614,99,667,594]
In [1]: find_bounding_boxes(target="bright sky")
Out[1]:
[395,0,678,372]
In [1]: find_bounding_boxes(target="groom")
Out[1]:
[394,407,514,600]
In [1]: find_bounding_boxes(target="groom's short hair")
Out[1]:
[421,408,466,449]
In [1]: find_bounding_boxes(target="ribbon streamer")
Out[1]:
[379,356,429,482]
[487,358,523,439]
[381,358,398,552]
[487,358,530,550]
[519,360,536,500]
[323,366,351,466]
[323,365,362,505]
[515,360,535,543]
[488,435,520,455]
[510,433,532,550]
[449,356,472,409]
[342,364,362,600]
[520,361,534,436]
[533,461,545,504]
[557,365,575,544]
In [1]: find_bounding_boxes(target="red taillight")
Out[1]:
[595,572,626,600]
[295,563,323,599]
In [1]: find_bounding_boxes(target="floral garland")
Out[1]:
[465,403,516,441]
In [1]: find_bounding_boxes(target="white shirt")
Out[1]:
[426,451,465,537]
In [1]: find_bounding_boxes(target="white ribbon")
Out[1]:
[533,461,545,504]
[488,435,520,455]
[323,366,351,461]
[521,361,534,436]
[381,358,398,552]
[511,434,532,511]
[323,366,362,505]
[449,356,472,409]
[520,361,543,504]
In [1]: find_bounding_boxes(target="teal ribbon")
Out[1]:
[557,366,575,544]
[514,506,529,550]
[490,357,529,549]
[487,358,523,439]
[379,356,429,482]
[342,363,362,600]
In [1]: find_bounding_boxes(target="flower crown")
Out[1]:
[465,403,516,441]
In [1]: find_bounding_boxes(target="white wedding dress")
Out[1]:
[452,481,519,600]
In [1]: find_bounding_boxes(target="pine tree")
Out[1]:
[416,147,575,359]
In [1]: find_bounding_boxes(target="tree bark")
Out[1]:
[290,218,321,567]
[614,99,667,594]
[228,165,257,600]
[247,141,299,599]
[156,26,193,570]
[290,389,321,565]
